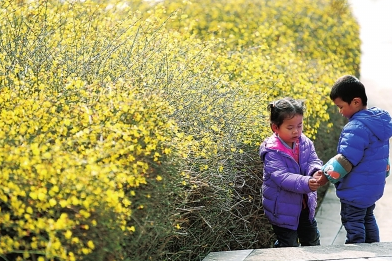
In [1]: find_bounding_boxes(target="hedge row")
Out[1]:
[0,0,359,260]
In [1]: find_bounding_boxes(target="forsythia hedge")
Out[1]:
[0,0,359,260]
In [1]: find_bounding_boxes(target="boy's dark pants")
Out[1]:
[272,207,320,247]
[341,202,379,244]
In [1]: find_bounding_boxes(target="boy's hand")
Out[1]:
[313,170,329,186]
[308,178,320,191]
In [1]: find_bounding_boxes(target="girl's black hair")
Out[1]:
[268,97,305,128]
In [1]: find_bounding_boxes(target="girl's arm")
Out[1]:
[305,141,323,177]
[264,151,312,194]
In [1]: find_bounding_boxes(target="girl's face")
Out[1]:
[272,114,303,147]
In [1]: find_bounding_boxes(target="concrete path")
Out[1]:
[317,0,392,246]
[204,243,392,261]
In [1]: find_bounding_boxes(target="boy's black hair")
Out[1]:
[268,97,305,128]
[330,75,367,106]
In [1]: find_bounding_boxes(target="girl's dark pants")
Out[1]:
[340,202,379,243]
[272,207,320,247]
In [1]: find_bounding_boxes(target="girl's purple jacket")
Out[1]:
[259,133,322,230]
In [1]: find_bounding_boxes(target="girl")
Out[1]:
[259,97,323,247]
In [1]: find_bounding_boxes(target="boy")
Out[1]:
[320,75,392,244]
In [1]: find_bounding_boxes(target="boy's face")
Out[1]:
[333,97,361,119]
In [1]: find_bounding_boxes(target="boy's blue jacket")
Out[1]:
[336,107,392,208]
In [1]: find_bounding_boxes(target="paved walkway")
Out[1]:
[204,243,392,261]
[203,1,392,260]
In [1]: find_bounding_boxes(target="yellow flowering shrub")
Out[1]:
[0,0,360,260]
[137,0,360,140]
[0,80,177,259]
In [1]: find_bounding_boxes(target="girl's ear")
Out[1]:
[271,123,278,133]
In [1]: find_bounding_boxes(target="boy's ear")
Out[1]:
[352,97,362,106]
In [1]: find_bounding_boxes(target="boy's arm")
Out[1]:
[320,120,367,183]
[321,154,353,183]
[337,121,367,167]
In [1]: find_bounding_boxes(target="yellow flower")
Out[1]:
[64,230,72,239]
[49,198,57,207]
[87,240,95,249]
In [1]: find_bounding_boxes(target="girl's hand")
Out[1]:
[308,178,320,191]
